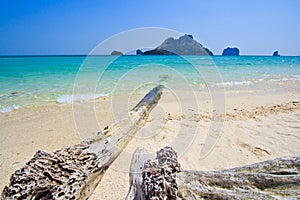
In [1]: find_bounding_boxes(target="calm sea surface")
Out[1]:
[0,55,299,112]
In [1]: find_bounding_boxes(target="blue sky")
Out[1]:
[0,0,299,55]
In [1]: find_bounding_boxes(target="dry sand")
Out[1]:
[0,84,299,199]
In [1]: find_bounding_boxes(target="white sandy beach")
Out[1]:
[0,83,299,199]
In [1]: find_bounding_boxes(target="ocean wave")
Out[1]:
[294,75,300,80]
[213,81,252,87]
[213,75,300,87]
[263,74,300,81]
[269,76,300,82]
[56,93,108,104]
[0,104,19,113]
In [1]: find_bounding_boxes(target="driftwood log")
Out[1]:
[126,148,153,200]
[127,147,300,200]
[126,147,181,200]
[1,85,164,200]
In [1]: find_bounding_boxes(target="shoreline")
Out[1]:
[1,79,299,114]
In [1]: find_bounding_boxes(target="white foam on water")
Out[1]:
[56,93,108,104]
[0,104,19,113]
[213,80,252,87]
[213,74,300,87]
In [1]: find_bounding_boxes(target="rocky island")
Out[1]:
[140,34,213,55]
[222,47,240,56]
[273,51,280,56]
[110,50,123,56]
[136,49,143,55]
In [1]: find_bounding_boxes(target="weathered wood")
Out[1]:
[126,146,181,200]
[1,85,164,200]
[127,147,300,200]
[126,148,153,200]
[177,155,300,199]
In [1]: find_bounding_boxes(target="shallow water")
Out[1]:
[0,55,299,112]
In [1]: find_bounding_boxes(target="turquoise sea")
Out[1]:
[0,55,299,113]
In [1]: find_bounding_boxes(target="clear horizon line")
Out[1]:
[0,54,299,57]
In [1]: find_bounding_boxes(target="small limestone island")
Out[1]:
[273,51,280,56]
[138,34,213,55]
[110,50,123,56]
[136,49,143,55]
[222,47,240,56]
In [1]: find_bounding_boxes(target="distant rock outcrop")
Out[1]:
[111,51,123,56]
[222,47,240,56]
[142,49,176,55]
[142,34,213,56]
[273,51,280,56]
[136,49,143,55]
